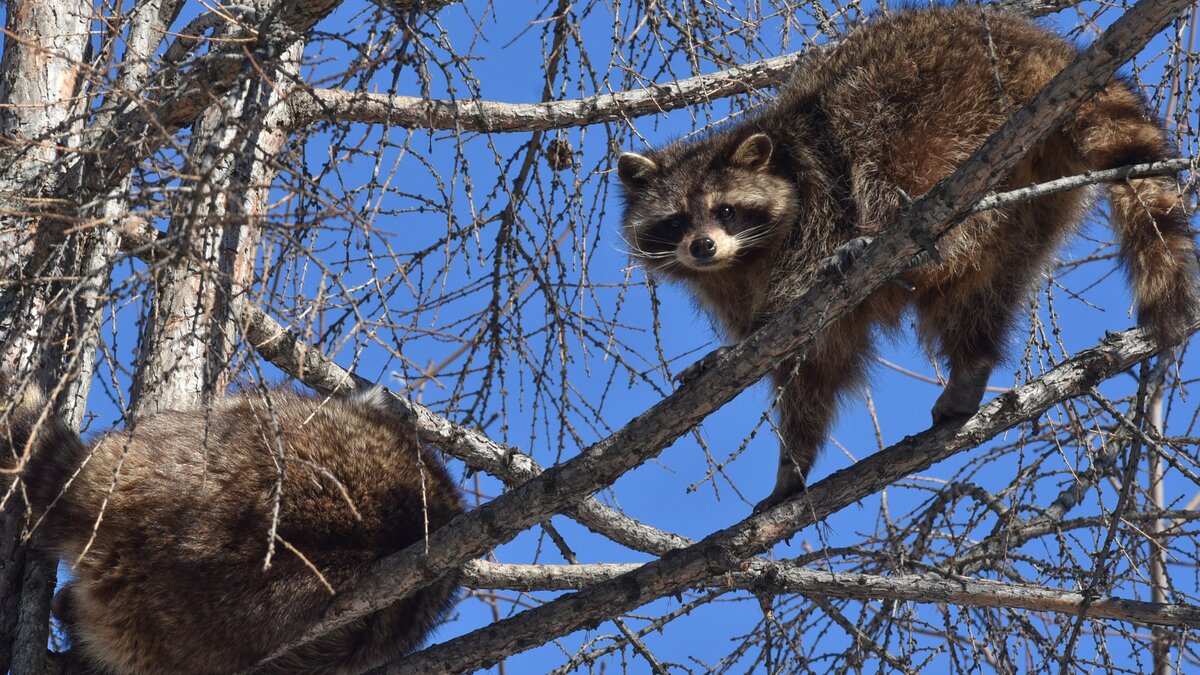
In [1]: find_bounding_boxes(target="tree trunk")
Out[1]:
[0,2,94,670]
[130,7,304,415]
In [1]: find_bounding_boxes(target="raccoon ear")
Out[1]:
[732,133,773,172]
[617,153,659,189]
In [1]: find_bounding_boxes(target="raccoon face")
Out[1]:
[618,133,795,274]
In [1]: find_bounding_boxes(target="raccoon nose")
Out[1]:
[689,237,717,260]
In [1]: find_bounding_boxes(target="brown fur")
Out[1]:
[1,379,464,674]
[618,7,1198,511]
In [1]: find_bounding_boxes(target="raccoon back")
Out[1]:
[29,387,463,675]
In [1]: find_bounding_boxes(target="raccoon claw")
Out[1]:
[674,346,732,385]
[820,236,874,277]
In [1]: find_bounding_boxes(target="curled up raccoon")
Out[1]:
[618,8,1199,512]
[0,377,464,674]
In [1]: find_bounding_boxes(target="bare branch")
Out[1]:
[462,559,1200,628]
[973,158,1196,214]
[278,0,1080,135]
[233,294,693,556]
[282,54,801,133]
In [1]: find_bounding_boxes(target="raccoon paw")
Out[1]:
[930,365,990,425]
[819,236,874,277]
[752,468,806,514]
[752,488,798,515]
[931,385,984,425]
[674,346,732,385]
[930,396,980,426]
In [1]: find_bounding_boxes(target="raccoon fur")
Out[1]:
[617,7,1199,512]
[0,377,464,674]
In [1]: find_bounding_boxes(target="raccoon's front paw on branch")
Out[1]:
[819,236,875,277]
[674,346,733,385]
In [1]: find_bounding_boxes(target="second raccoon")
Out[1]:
[1,381,463,674]
[617,8,1198,512]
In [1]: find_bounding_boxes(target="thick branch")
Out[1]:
[0,1,96,671]
[254,0,1191,667]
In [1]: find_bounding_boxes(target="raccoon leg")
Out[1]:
[755,319,872,513]
[920,261,1040,425]
[923,291,1009,425]
[931,360,992,425]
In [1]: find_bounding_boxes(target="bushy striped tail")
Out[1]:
[1071,82,1199,347]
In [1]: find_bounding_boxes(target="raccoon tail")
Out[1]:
[1070,82,1199,348]
[1,373,89,525]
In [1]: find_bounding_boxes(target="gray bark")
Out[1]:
[459,553,1200,628]
[130,10,304,415]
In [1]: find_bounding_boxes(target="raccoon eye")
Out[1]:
[716,205,735,222]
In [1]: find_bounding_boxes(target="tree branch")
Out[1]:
[461,559,1200,628]
[280,53,801,132]
[233,294,694,556]
[971,157,1196,214]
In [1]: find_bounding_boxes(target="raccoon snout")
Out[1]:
[689,237,717,260]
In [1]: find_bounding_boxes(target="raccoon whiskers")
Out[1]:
[617,235,676,261]
[732,224,775,249]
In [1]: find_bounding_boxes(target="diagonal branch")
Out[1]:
[235,295,694,556]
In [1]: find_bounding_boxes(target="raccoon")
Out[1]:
[617,7,1199,512]
[0,377,464,674]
